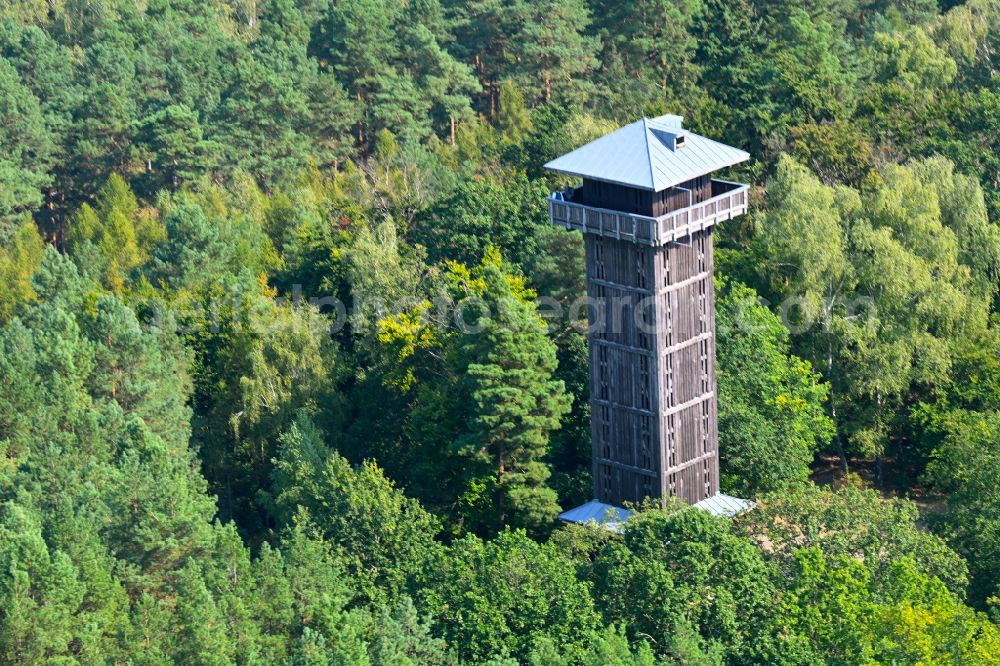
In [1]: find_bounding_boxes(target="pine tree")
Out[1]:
[511,0,598,104]
[369,596,454,665]
[64,39,141,203]
[594,0,702,107]
[456,249,570,532]
[0,503,90,662]
[137,104,221,193]
[0,56,53,233]
[497,80,533,143]
[252,516,369,663]
[270,417,442,606]
[319,0,475,145]
[170,563,237,665]
[80,292,192,448]
[104,418,218,595]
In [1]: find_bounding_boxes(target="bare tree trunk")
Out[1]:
[875,391,885,490]
[450,116,456,145]
[831,398,849,474]
[497,441,506,531]
[874,392,884,489]
[58,191,66,253]
[827,335,849,473]
[356,90,364,146]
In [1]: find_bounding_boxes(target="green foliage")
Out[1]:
[370,251,569,535]
[368,596,455,665]
[270,416,443,606]
[0,55,52,231]
[458,252,571,531]
[217,0,357,183]
[874,558,1000,665]
[190,295,340,532]
[767,8,856,130]
[776,548,879,663]
[594,0,703,111]
[756,155,993,469]
[420,529,601,664]
[146,188,275,293]
[689,0,767,148]
[510,0,599,104]
[921,409,1000,608]
[347,216,425,341]
[104,417,217,594]
[412,171,550,270]
[0,217,43,323]
[789,119,879,187]
[252,517,370,664]
[716,280,834,496]
[497,81,533,144]
[137,104,221,193]
[68,174,164,292]
[0,1,998,662]
[0,502,95,663]
[0,250,249,662]
[593,506,777,663]
[319,0,477,145]
[744,480,970,597]
[775,548,1000,664]
[448,0,596,114]
[529,625,656,665]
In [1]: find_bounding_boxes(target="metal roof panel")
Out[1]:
[692,493,756,518]
[558,500,633,531]
[545,115,749,191]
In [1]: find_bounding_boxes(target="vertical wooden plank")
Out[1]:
[579,196,723,506]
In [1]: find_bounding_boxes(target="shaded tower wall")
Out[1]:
[578,175,712,216]
[585,228,720,506]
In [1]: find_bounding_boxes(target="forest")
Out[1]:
[0,0,999,663]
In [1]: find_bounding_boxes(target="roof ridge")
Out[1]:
[640,118,655,190]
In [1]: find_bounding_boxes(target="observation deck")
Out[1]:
[548,178,748,246]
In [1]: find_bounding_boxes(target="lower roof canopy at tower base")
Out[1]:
[558,494,755,531]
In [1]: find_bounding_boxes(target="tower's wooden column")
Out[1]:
[586,229,719,507]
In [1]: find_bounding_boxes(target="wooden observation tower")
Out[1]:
[546,115,752,523]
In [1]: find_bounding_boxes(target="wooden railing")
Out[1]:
[548,179,748,246]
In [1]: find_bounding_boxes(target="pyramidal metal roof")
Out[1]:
[544,114,750,192]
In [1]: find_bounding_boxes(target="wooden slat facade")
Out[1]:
[580,175,712,217]
[584,229,720,507]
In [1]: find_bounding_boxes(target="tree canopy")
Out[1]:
[1,0,999,661]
